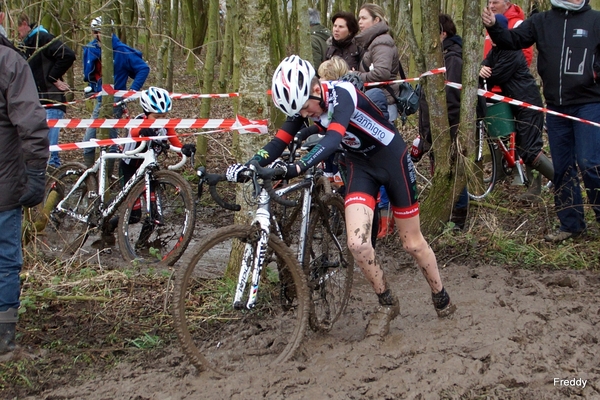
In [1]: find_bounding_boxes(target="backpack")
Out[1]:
[386,63,421,125]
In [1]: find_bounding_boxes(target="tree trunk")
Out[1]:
[418,0,456,235]
[225,0,274,278]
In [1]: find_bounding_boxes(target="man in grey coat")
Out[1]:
[0,35,49,359]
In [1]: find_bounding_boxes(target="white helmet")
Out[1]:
[271,55,315,117]
[90,16,114,31]
[140,87,172,114]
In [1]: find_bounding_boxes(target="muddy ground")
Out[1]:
[10,228,600,400]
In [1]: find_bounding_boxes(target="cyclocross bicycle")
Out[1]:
[44,139,195,266]
[172,138,354,376]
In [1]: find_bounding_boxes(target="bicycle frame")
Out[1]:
[231,161,350,310]
[55,141,167,226]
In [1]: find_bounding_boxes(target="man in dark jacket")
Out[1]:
[17,13,76,169]
[0,36,49,359]
[82,16,150,171]
[483,0,600,242]
[309,8,331,69]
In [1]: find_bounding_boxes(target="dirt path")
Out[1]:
[24,260,600,400]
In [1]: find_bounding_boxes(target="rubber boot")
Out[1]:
[518,153,554,202]
[83,153,96,169]
[532,152,554,182]
[0,308,18,355]
[517,168,542,202]
[377,209,395,239]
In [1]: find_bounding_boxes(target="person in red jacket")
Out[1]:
[483,0,533,66]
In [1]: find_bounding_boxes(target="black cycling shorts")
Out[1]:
[344,134,419,219]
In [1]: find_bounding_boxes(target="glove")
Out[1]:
[19,169,46,208]
[270,161,300,180]
[226,163,250,182]
[181,144,196,157]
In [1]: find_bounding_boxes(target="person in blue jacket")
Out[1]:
[82,17,150,173]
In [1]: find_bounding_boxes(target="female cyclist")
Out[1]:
[226,56,456,338]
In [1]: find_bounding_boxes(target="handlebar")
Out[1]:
[196,167,241,211]
[196,161,299,211]
[123,140,148,155]
[245,161,298,207]
[167,145,187,170]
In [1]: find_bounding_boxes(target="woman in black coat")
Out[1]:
[325,11,361,71]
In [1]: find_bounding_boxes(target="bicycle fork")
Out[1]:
[233,189,271,310]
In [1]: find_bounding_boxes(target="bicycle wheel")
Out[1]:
[172,224,309,376]
[467,122,497,200]
[44,162,98,255]
[117,170,195,267]
[303,193,353,332]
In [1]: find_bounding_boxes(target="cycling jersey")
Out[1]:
[252,81,419,217]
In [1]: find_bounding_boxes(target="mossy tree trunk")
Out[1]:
[195,0,221,167]
[224,0,274,278]
[417,0,456,235]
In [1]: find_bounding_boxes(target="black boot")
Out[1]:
[0,308,18,354]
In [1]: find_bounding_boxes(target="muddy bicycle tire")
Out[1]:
[117,170,195,267]
[172,224,309,376]
[304,193,353,332]
[43,162,98,255]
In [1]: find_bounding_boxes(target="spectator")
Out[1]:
[480,14,554,201]
[325,11,362,71]
[309,8,330,68]
[82,16,150,174]
[17,13,76,169]
[416,14,470,229]
[482,0,600,242]
[0,35,49,358]
[483,0,533,66]
[355,3,400,122]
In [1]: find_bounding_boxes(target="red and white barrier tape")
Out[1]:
[363,67,446,87]
[48,115,268,152]
[445,81,600,129]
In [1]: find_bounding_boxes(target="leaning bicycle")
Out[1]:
[44,139,195,266]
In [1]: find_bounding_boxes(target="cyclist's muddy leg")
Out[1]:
[344,203,386,294]
[394,214,443,293]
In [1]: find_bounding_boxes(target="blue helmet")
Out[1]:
[140,87,172,114]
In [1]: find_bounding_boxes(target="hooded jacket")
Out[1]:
[483,4,533,66]
[21,25,76,113]
[83,34,150,92]
[325,36,362,71]
[486,0,600,106]
[0,43,49,211]
[355,21,400,104]
[311,23,331,67]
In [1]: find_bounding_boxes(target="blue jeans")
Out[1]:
[546,102,600,233]
[83,97,124,155]
[0,208,23,312]
[46,108,64,168]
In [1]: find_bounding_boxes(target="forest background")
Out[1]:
[3,0,577,233]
